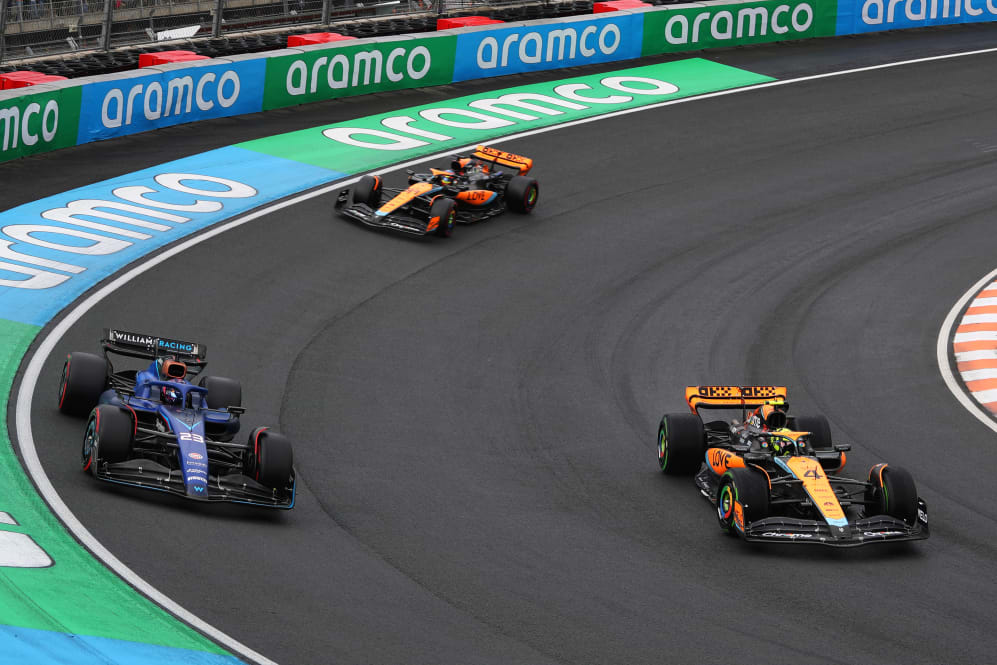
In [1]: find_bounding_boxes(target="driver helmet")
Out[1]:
[769,433,795,455]
[160,384,183,406]
[438,173,455,186]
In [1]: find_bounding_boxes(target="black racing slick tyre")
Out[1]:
[430,197,457,238]
[505,175,539,213]
[59,352,109,417]
[657,413,705,475]
[246,428,294,489]
[716,468,769,536]
[353,175,382,208]
[198,375,242,409]
[792,415,832,450]
[792,414,842,470]
[82,405,134,473]
[866,464,919,525]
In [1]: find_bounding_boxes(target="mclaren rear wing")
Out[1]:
[470,145,533,175]
[685,385,788,414]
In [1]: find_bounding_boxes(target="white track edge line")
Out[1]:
[13,43,997,665]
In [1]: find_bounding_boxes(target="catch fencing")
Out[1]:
[0,0,558,62]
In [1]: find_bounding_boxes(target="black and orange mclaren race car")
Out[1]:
[334,145,539,238]
[657,386,929,546]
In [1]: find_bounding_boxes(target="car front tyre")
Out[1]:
[430,197,457,238]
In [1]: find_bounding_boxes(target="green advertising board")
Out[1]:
[244,58,775,175]
[0,85,82,164]
[642,0,837,55]
[262,35,458,110]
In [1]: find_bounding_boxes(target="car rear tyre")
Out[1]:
[353,175,382,208]
[59,352,109,417]
[717,468,769,536]
[657,413,705,475]
[246,428,294,489]
[792,414,832,449]
[865,464,918,525]
[505,175,539,213]
[792,414,842,470]
[430,197,457,238]
[83,405,134,473]
[198,375,242,409]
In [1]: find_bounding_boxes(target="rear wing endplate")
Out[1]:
[471,145,533,175]
[102,329,206,362]
[685,385,788,414]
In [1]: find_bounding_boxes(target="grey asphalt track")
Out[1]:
[10,25,997,665]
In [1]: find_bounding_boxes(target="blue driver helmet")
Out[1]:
[161,384,183,406]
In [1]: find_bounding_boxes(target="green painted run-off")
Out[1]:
[238,59,776,175]
[0,318,230,655]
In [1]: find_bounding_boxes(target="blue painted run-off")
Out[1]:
[0,146,345,326]
[0,625,248,665]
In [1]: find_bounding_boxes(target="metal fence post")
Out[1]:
[321,0,330,25]
[99,0,114,51]
[212,0,222,37]
[0,0,8,65]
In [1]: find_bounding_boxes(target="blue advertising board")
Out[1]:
[836,0,997,33]
[452,13,644,82]
[76,60,266,143]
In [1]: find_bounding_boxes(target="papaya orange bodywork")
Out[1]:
[472,145,533,174]
[455,190,494,206]
[684,385,788,413]
[785,457,847,524]
[707,447,745,475]
[379,182,433,215]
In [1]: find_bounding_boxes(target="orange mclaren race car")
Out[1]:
[657,386,929,546]
[334,145,539,238]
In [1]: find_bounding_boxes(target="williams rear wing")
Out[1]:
[102,329,207,365]
[685,385,788,414]
[470,145,533,175]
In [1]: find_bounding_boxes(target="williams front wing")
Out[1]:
[94,458,295,509]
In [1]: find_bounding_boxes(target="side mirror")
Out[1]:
[834,443,851,452]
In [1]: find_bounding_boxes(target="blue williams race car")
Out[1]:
[58,329,295,509]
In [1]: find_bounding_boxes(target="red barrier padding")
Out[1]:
[287,32,357,46]
[593,0,649,11]
[436,16,505,30]
[138,50,210,68]
[0,71,68,89]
